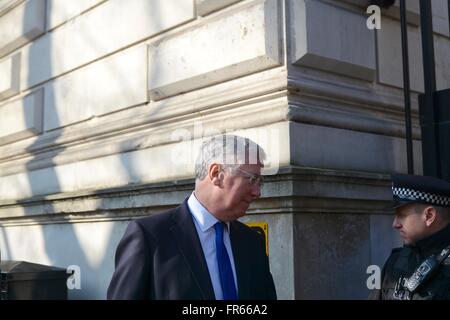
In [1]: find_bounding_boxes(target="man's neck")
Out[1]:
[194,190,220,220]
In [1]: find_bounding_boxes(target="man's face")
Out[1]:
[220,164,262,221]
[393,204,428,245]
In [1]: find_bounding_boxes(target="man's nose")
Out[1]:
[251,184,261,199]
[392,217,401,229]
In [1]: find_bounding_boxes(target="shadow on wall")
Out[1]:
[6,0,185,299]
[21,0,90,299]
[3,0,126,299]
[2,0,201,299]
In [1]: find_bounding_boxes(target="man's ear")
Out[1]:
[424,206,437,227]
[208,163,223,186]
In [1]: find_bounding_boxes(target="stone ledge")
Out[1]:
[0,66,288,169]
[287,66,422,138]
[288,98,421,139]
[0,95,288,177]
[0,58,421,171]
[196,0,242,16]
[0,166,393,226]
[290,121,423,174]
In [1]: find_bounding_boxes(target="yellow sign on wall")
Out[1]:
[244,222,269,256]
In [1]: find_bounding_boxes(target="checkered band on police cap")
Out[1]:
[390,174,450,208]
[393,186,450,207]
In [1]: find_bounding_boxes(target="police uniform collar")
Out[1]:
[413,223,450,256]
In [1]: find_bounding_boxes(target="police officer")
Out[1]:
[371,174,450,300]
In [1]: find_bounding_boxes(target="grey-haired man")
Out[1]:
[107,134,276,300]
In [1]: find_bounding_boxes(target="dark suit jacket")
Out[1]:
[107,199,277,300]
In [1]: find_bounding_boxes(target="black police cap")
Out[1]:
[390,174,450,209]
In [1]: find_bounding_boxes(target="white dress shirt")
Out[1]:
[187,192,239,300]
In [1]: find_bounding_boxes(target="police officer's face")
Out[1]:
[393,204,428,245]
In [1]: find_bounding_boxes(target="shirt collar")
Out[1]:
[188,193,229,232]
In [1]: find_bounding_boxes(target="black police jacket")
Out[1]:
[371,223,450,300]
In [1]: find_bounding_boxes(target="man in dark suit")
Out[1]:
[107,134,277,300]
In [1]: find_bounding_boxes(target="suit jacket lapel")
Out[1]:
[170,199,215,300]
[230,222,251,299]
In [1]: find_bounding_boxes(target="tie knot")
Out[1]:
[214,222,225,237]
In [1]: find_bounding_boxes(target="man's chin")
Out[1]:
[232,210,246,220]
[399,233,409,244]
[402,238,414,246]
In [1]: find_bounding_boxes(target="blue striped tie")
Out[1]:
[214,222,238,300]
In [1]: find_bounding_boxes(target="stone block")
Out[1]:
[148,0,281,100]
[0,52,20,101]
[291,0,376,81]
[432,0,450,37]
[22,0,195,89]
[435,35,450,91]
[377,17,424,92]
[0,88,43,145]
[46,0,107,31]
[0,0,46,58]
[294,213,371,299]
[196,0,241,16]
[44,45,147,131]
[290,122,423,174]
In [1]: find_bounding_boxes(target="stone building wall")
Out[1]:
[0,0,448,299]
